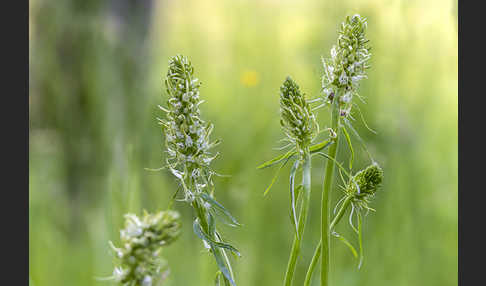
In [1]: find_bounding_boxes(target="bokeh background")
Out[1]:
[29,0,457,285]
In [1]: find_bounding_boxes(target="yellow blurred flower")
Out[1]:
[240,70,259,87]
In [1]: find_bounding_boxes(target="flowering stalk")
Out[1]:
[158,55,240,286]
[318,14,372,286]
[259,76,330,286]
[305,163,383,286]
[279,77,316,286]
[108,210,181,286]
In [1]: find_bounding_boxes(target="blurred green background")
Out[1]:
[29,0,457,285]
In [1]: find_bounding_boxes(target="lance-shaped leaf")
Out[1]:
[332,231,358,259]
[257,139,332,170]
[289,160,300,236]
[193,219,239,286]
[341,126,354,170]
[257,148,296,170]
[193,219,241,257]
[262,155,292,196]
[357,211,364,269]
[342,117,373,161]
[289,184,303,236]
[200,192,241,227]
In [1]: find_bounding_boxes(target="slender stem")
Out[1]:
[305,196,351,286]
[283,152,312,286]
[304,241,321,286]
[320,97,341,286]
[192,198,235,285]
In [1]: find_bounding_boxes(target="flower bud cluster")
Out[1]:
[110,210,181,286]
[322,14,371,117]
[279,76,318,155]
[347,162,383,209]
[160,55,219,187]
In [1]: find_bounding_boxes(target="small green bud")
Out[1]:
[279,76,318,155]
[351,162,383,195]
[346,162,383,211]
[110,210,181,286]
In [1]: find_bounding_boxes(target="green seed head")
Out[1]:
[347,162,383,210]
[110,210,181,286]
[160,55,220,196]
[279,76,317,155]
[322,14,371,117]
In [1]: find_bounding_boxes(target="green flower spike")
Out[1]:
[280,76,319,157]
[159,55,240,286]
[109,210,181,286]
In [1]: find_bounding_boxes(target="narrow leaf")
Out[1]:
[257,139,332,170]
[262,156,292,196]
[257,148,296,169]
[354,103,377,134]
[342,117,373,161]
[193,219,241,257]
[289,185,303,233]
[193,220,236,285]
[213,246,236,286]
[313,152,351,179]
[289,160,300,236]
[332,231,358,258]
[341,126,354,170]
[309,139,333,153]
[357,212,364,269]
[200,192,241,227]
[314,151,361,194]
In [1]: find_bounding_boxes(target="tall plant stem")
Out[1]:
[283,152,312,286]
[320,97,341,286]
[304,196,352,286]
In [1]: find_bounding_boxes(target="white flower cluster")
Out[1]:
[322,14,371,117]
[159,55,220,197]
[109,210,181,286]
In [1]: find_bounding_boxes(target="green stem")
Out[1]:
[193,197,235,285]
[283,152,312,286]
[304,196,352,286]
[320,97,341,286]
